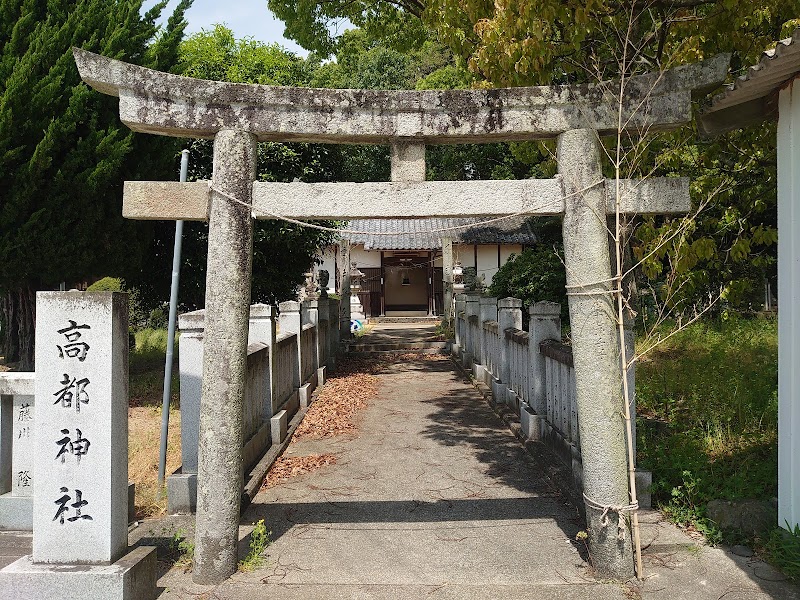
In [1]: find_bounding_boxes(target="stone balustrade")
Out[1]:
[167,298,338,514]
[453,294,649,507]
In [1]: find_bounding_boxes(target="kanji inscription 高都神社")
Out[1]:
[31,293,128,565]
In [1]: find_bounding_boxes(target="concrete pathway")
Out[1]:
[151,350,800,599]
[3,344,797,599]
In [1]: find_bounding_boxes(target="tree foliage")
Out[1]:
[130,25,340,311]
[268,0,427,57]
[270,1,796,315]
[489,248,567,321]
[0,0,192,368]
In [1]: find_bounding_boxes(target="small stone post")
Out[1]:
[303,299,319,349]
[194,129,257,585]
[167,310,205,514]
[0,373,35,530]
[249,304,276,346]
[464,293,481,366]
[454,294,466,354]
[249,304,276,423]
[0,394,10,498]
[304,299,327,385]
[558,128,633,579]
[279,301,303,390]
[443,238,454,323]
[328,298,340,370]
[318,298,330,368]
[177,310,204,479]
[479,296,498,370]
[498,297,523,403]
[528,302,561,416]
[339,240,351,343]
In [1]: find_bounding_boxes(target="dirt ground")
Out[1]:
[129,406,182,518]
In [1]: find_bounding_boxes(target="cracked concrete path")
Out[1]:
[152,353,799,599]
[160,355,619,599]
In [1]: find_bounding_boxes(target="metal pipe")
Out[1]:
[158,149,189,487]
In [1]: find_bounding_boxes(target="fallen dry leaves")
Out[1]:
[293,357,382,440]
[263,454,338,488]
[262,353,444,489]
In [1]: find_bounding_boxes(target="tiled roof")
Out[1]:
[713,28,800,110]
[701,28,800,134]
[341,217,538,250]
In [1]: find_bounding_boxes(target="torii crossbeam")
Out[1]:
[73,47,728,583]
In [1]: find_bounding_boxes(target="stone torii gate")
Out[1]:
[73,48,728,582]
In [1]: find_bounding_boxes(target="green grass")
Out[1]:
[766,523,800,580]
[636,315,778,540]
[129,328,179,407]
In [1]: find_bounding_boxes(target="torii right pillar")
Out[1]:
[559,129,634,578]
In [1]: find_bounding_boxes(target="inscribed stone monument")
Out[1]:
[0,292,156,600]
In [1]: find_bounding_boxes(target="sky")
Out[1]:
[141,0,322,57]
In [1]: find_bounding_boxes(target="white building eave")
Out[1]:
[701,28,800,136]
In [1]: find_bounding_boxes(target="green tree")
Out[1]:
[130,25,340,311]
[269,0,427,57]
[309,30,536,183]
[271,2,796,316]
[0,0,192,369]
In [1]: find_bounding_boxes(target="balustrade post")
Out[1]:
[498,297,523,405]
[479,296,498,375]
[463,293,480,367]
[303,299,323,373]
[279,301,303,390]
[528,302,561,416]
[249,304,276,346]
[327,298,340,370]
[454,294,466,356]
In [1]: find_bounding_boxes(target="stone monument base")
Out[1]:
[0,546,157,600]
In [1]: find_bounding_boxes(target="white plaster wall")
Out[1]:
[477,245,500,287]
[500,244,523,264]
[778,80,800,531]
[351,247,382,268]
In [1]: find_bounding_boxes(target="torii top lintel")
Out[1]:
[73,49,729,145]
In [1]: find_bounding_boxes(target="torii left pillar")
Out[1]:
[193,130,257,584]
[559,129,633,579]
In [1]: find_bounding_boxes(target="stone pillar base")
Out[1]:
[167,469,197,514]
[271,410,288,445]
[519,405,541,441]
[0,546,157,600]
[0,493,32,530]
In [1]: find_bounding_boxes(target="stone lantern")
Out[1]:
[349,261,366,326]
[453,261,465,292]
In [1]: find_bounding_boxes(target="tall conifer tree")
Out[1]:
[0,0,192,368]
